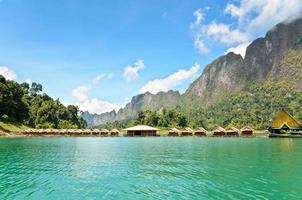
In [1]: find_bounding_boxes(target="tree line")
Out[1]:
[99,81,302,130]
[0,75,86,129]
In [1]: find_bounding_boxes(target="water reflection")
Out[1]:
[0,137,301,199]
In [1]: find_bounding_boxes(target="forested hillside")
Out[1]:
[0,75,86,130]
[100,81,302,130]
[95,17,302,130]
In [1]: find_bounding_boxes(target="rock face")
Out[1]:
[81,110,117,127]
[82,90,181,127]
[185,16,302,104]
[116,90,181,121]
[268,44,302,88]
[83,16,302,127]
[185,52,245,105]
[244,17,302,81]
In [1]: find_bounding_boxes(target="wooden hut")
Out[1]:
[226,127,239,136]
[180,128,193,136]
[168,128,180,136]
[268,111,302,135]
[194,127,207,136]
[67,129,74,135]
[110,129,120,136]
[100,129,109,136]
[62,129,69,135]
[82,129,90,135]
[241,127,253,136]
[90,129,99,136]
[23,129,32,135]
[124,125,159,136]
[213,127,226,136]
[45,129,53,135]
[0,130,6,136]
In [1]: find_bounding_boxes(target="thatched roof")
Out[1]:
[227,127,239,133]
[169,128,180,133]
[181,127,194,132]
[0,130,7,136]
[213,127,226,132]
[195,127,207,132]
[101,129,110,133]
[124,125,159,131]
[271,111,302,129]
[241,126,253,131]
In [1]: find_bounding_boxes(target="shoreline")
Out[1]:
[0,132,269,138]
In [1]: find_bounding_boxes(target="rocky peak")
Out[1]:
[185,52,245,104]
[186,16,302,104]
[116,90,181,120]
[244,17,302,81]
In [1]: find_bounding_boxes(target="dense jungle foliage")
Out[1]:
[0,75,86,129]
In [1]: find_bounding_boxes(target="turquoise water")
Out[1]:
[0,137,302,200]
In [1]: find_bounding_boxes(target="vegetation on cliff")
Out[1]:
[99,80,302,130]
[0,75,86,131]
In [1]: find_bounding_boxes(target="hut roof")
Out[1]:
[227,127,239,132]
[271,111,302,129]
[214,127,226,132]
[241,126,253,131]
[169,128,180,133]
[124,125,159,131]
[101,129,110,132]
[181,127,194,132]
[196,127,207,132]
[110,129,120,133]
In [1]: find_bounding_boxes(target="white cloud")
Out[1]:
[194,34,209,54]
[191,12,248,54]
[193,9,204,25]
[0,66,17,80]
[93,73,113,85]
[123,59,145,82]
[70,70,119,114]
[72,85,90,102]
[76,98,120,114]
[139,63,200,94]
[226,41,251,58]
[71,84,120,114]
[25,78,32,85]
[225,0,302,35]
[206,22,248,44]
[191,1,302,54]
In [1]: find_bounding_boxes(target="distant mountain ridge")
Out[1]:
[82,90,181,127]
[82,16,302,127]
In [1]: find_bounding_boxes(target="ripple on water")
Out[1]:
[0,137,302,199]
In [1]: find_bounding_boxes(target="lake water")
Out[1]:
[0,137,301,200]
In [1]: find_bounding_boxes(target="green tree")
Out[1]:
[30,82,43,96]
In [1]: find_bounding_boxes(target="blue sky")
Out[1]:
[0,0,301,114]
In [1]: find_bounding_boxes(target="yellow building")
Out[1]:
[269,111,302,135]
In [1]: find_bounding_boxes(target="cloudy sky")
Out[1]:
[0,0,301,114]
